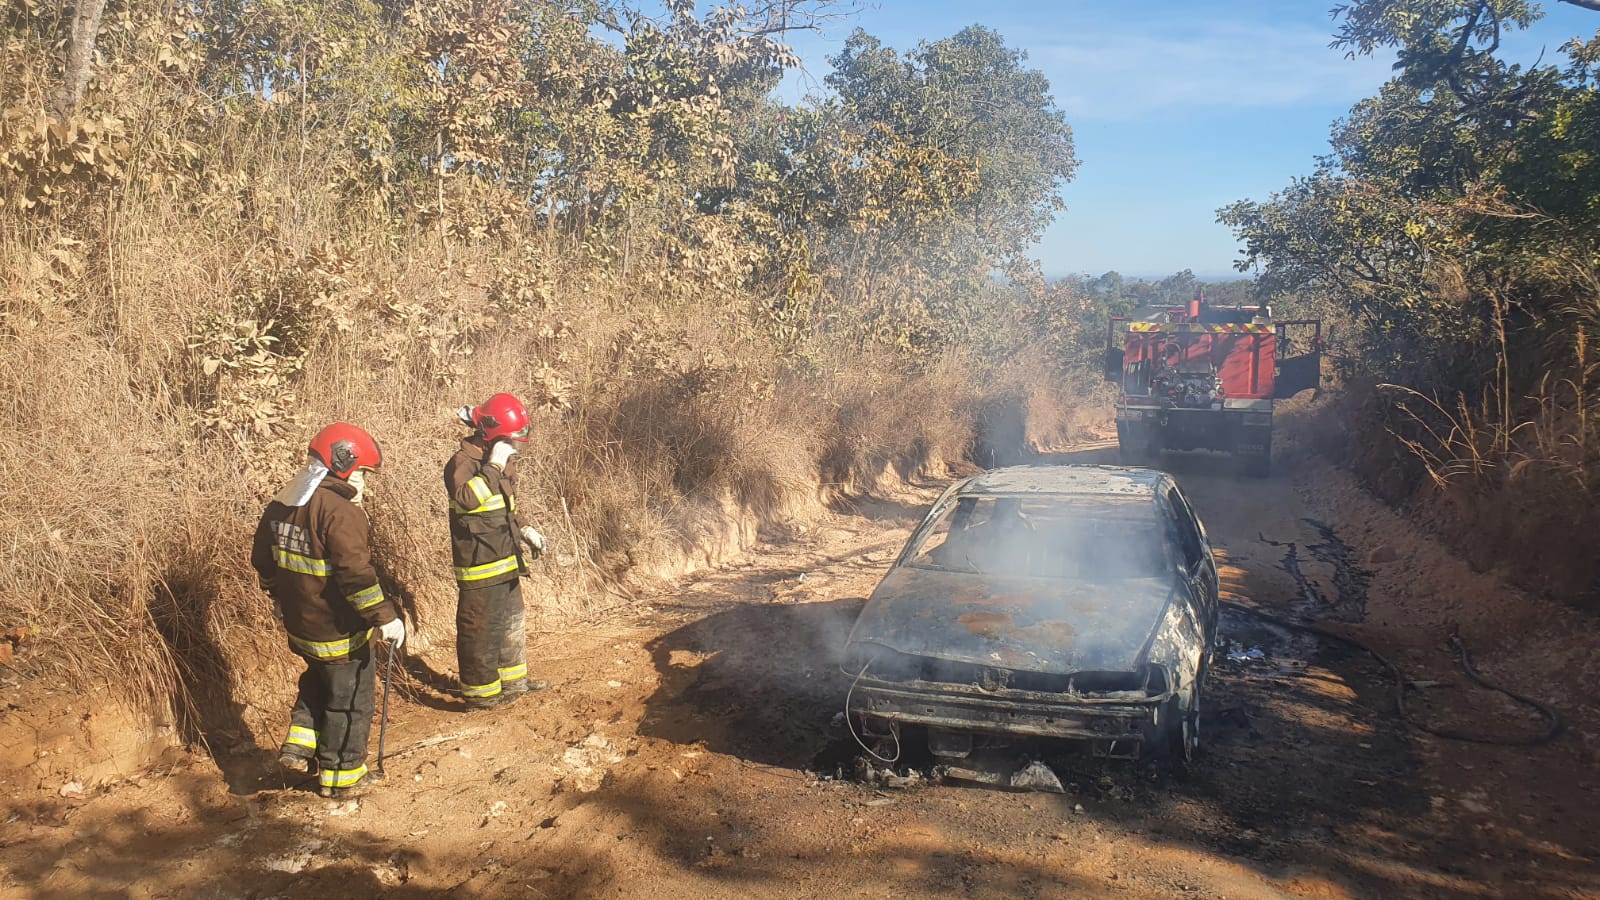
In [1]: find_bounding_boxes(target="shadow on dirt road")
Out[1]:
[640,598,865,768]
[633,590,1454,895]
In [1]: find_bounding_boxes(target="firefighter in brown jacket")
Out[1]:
[446,393,547,709]
[252,423,404,797]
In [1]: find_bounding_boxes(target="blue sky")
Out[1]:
[774,1,1599,280]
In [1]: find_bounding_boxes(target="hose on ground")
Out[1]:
[1221,600,1564,747]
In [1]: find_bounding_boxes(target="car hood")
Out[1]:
[846,567,1178,674]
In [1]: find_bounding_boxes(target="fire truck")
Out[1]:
[1103,293,1322,477]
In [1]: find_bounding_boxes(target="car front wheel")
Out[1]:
[1176,690,1200,762]
[1159,670,1204,763]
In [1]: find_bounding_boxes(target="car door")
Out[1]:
[1163,482,1219,644]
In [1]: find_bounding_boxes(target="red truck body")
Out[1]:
[1105,298,1322,477]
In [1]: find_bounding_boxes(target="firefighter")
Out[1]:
[252,422,404,798]
[446,393,548,709]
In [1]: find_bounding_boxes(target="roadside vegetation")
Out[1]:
[0,0,1103,737]
[1220,0,1600,605]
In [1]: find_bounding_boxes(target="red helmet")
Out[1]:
[471,393,531,443]
[309,422,382,478]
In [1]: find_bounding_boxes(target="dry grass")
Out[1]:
[0,5,1108,759]
[1,210,1097,743]
[1295,315,1596,609]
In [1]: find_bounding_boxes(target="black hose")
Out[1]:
[1221,600,1563,747]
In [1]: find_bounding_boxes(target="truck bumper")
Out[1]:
[1116,407,1271,453]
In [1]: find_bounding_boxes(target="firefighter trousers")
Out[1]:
[280,646,375,791]
[456,579,527,700]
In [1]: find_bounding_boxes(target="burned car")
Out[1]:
[842,465,1218,763]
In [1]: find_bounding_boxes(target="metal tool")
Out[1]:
[376,639,397,776]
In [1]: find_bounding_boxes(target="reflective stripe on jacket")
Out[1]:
[444,438,527,588]
[251,478,396,662]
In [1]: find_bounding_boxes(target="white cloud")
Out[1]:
[1030,20,1395,121]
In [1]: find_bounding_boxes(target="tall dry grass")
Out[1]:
[0,9,1105,748]
[1284,290,1595,609]
[1374,335,1600,605]
[1,192,1101,745]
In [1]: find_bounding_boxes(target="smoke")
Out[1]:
[906,495,1170,584]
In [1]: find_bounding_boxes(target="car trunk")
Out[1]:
[845,567,1178,676]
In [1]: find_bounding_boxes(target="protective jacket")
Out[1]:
[251,477,397,662]
[444,437,528,588]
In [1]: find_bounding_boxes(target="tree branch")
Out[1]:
[1556,0,1600,12]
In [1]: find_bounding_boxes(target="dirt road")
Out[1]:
[4,410,1599,898]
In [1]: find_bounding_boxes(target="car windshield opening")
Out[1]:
[905,496,1169,581]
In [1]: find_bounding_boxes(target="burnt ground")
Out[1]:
[3,414,1600,898]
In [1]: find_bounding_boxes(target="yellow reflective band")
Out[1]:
[274,548,331,577]
[454,554,519,582]
[288,630,369,660]
[467,476,492,505]
[319,764,367,789]
[462,679,502,698]
[285,726,318,750]
[450,494,507,515]
[1126,322,1274,334]
[347,583,385,611]
[498,663,528,681]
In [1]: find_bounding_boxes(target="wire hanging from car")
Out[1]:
[845,659,902,765]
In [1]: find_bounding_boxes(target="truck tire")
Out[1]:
[1242,435,1272,478]
[1243,453,1270,478]
[1118,422,1155,468]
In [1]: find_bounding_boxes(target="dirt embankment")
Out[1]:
[1302,387,1600,611]
[3,408,1599,899]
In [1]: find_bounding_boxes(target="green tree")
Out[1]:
[1223,0,1600,388]
[826,26,1078,264]
[742,25,1077,356]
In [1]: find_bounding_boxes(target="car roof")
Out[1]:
[952,465,1167,500]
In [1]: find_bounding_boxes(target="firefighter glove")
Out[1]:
[378,617,406,649]
[521,525,545,559]
[488,440,517,471]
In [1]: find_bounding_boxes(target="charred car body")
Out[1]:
[842,466,1218,762]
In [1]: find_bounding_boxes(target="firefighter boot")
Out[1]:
[317,769,385,799]
[464,690,524,711]
[501,677,549,696]
[277,748,318,775]
[279,722,319,775]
